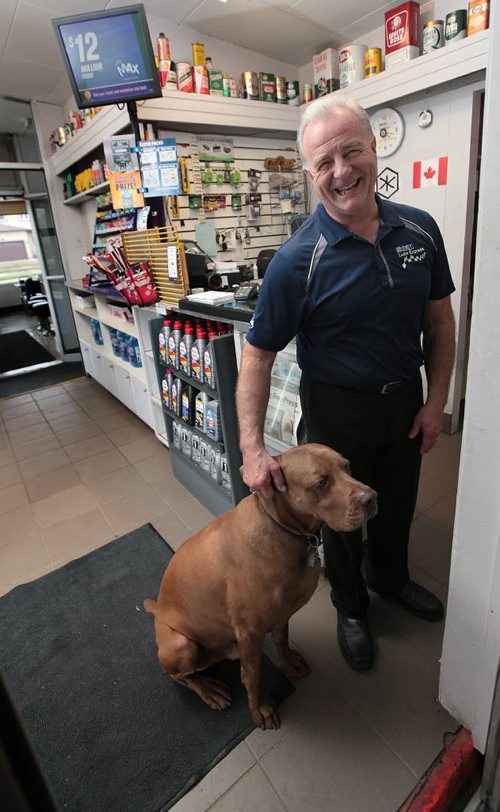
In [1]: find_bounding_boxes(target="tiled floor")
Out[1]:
[0,377,462,811]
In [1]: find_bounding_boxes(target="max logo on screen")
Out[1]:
[116,60,140,78]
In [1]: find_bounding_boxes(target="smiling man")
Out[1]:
[236,95,456,672]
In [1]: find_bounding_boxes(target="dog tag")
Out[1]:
[306,552,321,567]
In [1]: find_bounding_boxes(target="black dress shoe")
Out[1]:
[368,579,444,621]
[337,614,374,672]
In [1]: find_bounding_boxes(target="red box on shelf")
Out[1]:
[385,2,420,67]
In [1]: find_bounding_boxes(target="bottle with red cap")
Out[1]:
[203,330,218,389]
[179,321,194,376]
[168,319,183,369]
[158,318,171,364]
[191,326,207,383]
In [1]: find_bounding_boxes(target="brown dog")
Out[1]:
[144,443,377,730]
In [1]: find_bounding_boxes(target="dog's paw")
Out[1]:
[253,699,280,730]
[281,649,311,679]
[195,676,232,711]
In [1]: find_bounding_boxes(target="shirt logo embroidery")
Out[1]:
[395,243,426,269]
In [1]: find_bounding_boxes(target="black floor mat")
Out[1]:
[0,524,294,812]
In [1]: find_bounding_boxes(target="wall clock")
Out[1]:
[370,107,405,158]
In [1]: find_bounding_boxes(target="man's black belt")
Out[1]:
[329,379,409,395]
[379,380,405,394]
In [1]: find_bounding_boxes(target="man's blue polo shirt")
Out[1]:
[246,196,455,390]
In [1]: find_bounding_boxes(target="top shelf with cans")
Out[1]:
[329,29,489,111]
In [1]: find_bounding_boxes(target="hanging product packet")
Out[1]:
[126,262,159,305]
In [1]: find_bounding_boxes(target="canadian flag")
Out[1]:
[413,157,448,188]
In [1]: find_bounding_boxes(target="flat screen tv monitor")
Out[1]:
[52,4,161,109]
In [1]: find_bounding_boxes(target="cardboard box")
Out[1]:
[75,294,95,309]
[385,2,420,67]
[259,72,276,103]
[468,0,489,35]
[313,48,340,97]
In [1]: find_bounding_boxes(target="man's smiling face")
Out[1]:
[303,108,378,227]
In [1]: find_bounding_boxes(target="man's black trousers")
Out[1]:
[299,374,423,619]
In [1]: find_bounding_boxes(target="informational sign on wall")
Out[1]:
[138,138,180,197]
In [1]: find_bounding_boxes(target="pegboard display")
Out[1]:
[157,129,308,266]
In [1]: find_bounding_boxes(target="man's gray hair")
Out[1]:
[297,95,374,167]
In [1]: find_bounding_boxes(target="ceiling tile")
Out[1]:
[183,0,278,40]
[244,9,333,62]
[106,0,206,24]
[1,56,62,87]
[25,0,105,13]
[289,0,388,36]
[0,0,18,61]
[5,2,68,69]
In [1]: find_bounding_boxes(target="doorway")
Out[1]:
[0,97,81,392]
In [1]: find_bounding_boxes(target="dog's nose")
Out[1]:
[356,489,378,510]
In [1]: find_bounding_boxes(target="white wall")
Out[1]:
[61,10,299,119]
[439,0,500,754]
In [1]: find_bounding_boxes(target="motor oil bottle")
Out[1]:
[209,447,222,483]
[199,439,210,472]
[195,390,209,432]
[181,426,192,456]
[181,383,196,425]
[159,318,171,364]
[203,331,218,389]
[191,326,207,383]
[161,369,171,409]
[191,433,201,464]
[179,321,194,375]
[206,399,222,442]
[221,454,231,491]
[168,319,183,369]
[170,376,182,416]
[172,420,182,449]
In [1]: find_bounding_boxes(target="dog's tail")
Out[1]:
[143,598,157,615]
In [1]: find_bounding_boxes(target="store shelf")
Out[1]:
[170,448,233,515]
[49,105,130,176]
[73,305,99,319]
[151,393,162,407]
[140,89,301,139]
[164,405,225,452]
[108,352,146,380]
[160,364,217,399]
[63,182,110,206]
[330,29,489,110]
[99,314,138,336]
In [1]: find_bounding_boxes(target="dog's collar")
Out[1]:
[257,497,322,568]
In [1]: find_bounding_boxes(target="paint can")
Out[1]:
[191,42,205,66]
[303,84,312,103]
[339,44,367,88]
[287,81,299,106]
[176,62,194,92]
[192,65,209,94]
[365,48,382,78]
[445,10,468,42]
[423,20,445,52]
[156,33,170,61]
[241,71,259,100]
[276,76,287,104]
